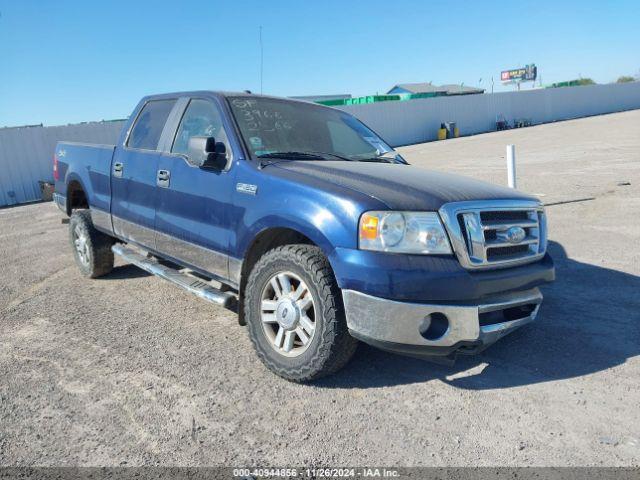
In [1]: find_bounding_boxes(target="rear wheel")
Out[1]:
[69,209,114,278]
[244,244,358,382]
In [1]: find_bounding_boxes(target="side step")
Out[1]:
[112,244,237,308]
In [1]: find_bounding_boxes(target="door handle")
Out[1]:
[157,169,170,188]
[113,162,124,178]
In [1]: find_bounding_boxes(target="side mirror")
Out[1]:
[187,136,227,170]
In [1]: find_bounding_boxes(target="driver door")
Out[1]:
[154,97,236,282]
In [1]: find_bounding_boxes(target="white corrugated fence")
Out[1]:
[339,81,640,147]
[1,81,639,207]
[0,121,125,207]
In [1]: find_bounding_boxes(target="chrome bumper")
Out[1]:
[342,288,542,356]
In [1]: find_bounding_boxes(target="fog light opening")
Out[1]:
[419,312,450,341]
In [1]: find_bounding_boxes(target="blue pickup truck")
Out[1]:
[53,91,554,381]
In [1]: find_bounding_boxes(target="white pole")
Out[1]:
[259,26,263,94]
[507,145,516,188]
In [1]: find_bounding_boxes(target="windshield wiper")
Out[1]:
[301,151,353,162]
[258,151,328,160]
[257,151,325,169]
[355,151,404,164]
[257,150,352,168]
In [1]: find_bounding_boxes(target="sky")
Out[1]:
[0,0,638,127]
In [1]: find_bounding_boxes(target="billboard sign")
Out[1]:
[501,64,537,83]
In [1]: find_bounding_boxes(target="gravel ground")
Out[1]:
[1,110,639,467]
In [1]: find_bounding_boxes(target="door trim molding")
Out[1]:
[105,212,241,286]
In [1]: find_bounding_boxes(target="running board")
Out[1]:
[112,244,236,308]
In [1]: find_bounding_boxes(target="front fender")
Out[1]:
[230,160,388,281]
[236,193,359,258]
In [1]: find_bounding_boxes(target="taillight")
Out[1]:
[53,154,59,181]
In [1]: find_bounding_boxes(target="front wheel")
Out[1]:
[244,245,358,382]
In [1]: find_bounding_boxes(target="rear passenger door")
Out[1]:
[154,97,236,282]
[111,98,177,249]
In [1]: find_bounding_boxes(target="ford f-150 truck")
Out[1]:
[53,91,555,381]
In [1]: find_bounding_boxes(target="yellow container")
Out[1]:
[454,127,460,138]
[437,128,447,140]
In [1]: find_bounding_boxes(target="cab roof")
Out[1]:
[141,90,318,105]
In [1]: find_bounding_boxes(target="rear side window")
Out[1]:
[127,99,176,150]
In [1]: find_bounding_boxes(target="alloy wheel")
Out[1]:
[260,271,316,357]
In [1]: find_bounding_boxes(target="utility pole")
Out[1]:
[259,26,264,94]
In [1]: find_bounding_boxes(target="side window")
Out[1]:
[127,99,176,150]
[172,99,229,155]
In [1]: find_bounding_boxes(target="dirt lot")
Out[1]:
[1,110,639,467]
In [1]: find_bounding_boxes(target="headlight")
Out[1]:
[359,211,452,254]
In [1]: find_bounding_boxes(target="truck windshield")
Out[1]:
[228,96,400,162]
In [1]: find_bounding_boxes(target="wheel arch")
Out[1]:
[237,224,333,325]
[65,177,89,215]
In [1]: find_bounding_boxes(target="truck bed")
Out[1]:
[54,142,116,215]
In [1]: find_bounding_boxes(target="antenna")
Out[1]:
[259,26,264,94]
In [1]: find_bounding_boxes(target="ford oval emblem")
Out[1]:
[506,226,526,244]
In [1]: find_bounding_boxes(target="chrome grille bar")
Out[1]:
[485,236,538,248]
[481,218,538,230]
[439,200,547,270]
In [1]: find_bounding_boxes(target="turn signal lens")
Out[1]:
[359,213,379,240]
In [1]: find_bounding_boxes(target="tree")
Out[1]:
[548,78,597,88]
[616,76,636,83]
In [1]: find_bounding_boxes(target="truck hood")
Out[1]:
[273,161,537,210]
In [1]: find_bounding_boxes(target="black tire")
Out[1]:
[69,209,114,278]
[244,244,358,382]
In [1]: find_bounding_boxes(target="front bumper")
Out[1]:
[329,247,554,303]
[343,287,542,357]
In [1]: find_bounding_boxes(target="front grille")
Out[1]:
[480,210,530,222]
[486,244,530,260]
[440,201,547,269]
[484,230,497,241]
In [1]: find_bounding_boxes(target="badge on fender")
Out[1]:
[236,183,258,195]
